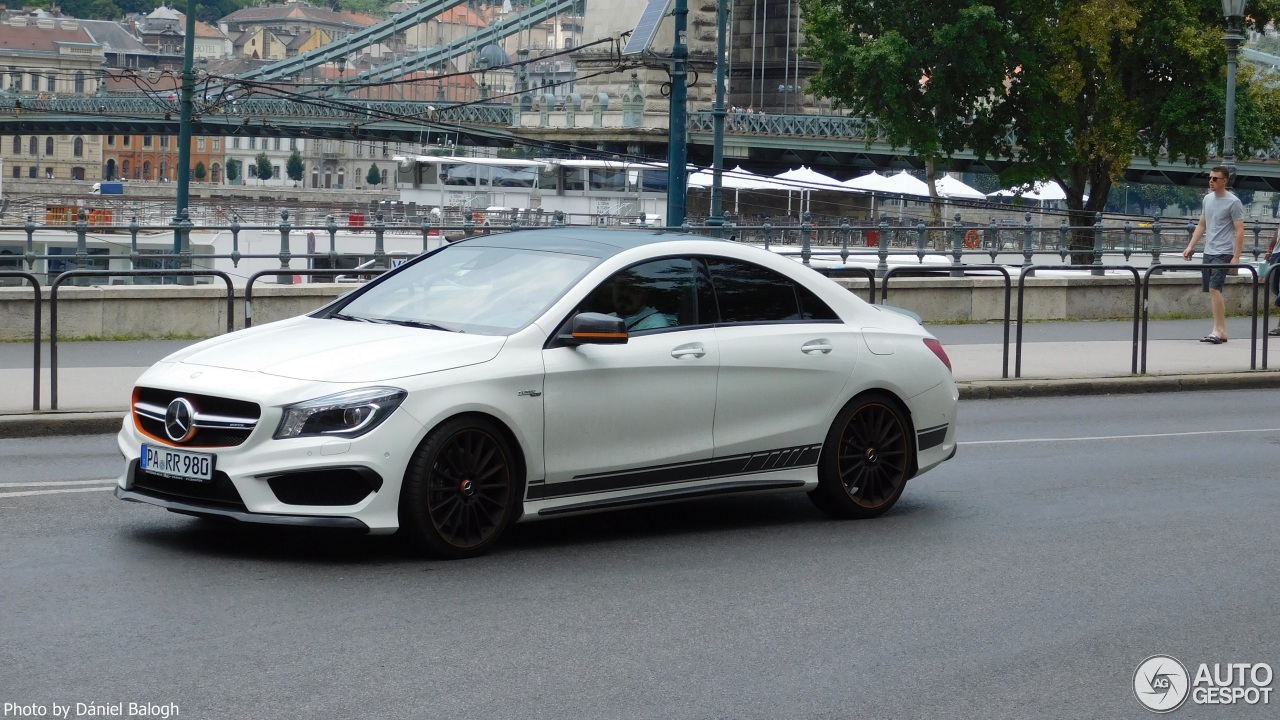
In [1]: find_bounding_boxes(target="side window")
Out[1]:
[577,258,698,333]
[704,257,839,323]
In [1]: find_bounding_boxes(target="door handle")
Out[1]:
[671,343,706,359]
[802,340,833,355]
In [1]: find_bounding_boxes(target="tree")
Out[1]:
[193,161,206,182]
[799,0,1280,261]
[226,158,241,183]
[254,152,273,185]
[366,163,381,187]
[286,150,305,187]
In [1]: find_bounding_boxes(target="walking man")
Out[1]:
[1182,166,1245,344]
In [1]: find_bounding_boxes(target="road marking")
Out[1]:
[0,479,117,488]
[0,486,114,499]
[962,427,1280,445]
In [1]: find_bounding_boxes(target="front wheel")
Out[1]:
[809,393,913,519]
[399,417,519,559]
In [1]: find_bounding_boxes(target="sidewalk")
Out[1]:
[2,320,1279,436]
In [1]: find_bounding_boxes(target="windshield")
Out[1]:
[334,243,599,335]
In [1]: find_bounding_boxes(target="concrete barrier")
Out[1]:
[0,274,1268,341]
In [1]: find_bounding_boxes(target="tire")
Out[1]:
[399,417,519,559]
[809,392,913,519]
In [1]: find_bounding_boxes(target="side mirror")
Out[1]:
[562,312,628,346]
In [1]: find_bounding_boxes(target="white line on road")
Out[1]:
[0,479,117,488]
[0,486,114,499]
[962,427,1280,445]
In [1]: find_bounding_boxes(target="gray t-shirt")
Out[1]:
[1201,191,1245,256]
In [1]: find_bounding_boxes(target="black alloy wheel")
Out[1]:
[809,392,912,519]
[400,417,519,559]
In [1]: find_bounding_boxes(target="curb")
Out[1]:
[958,371,1280,399]
[0,411,124,439]
[3,371,1279,435]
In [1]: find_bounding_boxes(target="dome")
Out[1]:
[474,44,510,69]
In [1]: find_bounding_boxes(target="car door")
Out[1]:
[705,256,861,457]
[540,257,719,494]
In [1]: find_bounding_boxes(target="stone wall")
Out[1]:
[0,275,1270,341]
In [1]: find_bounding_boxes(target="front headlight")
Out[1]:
[274,387,407,440]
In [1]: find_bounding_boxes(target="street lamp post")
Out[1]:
[1221,0,1247,177]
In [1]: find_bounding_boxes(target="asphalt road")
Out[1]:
[1,391,1277,719]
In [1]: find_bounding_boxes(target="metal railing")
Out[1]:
[1016,265,1143,378]
[881,265,1013,379]
[1140,263,1266,373]
[47,270,235,410]
[0,271,41,411]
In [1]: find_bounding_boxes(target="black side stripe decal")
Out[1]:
[528,444,822,501]
[917,424,948,451]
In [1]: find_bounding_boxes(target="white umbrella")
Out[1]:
[772,166,851,192]
[688,165,788,215]
[842,171,890,192]
[988,181,1067,202]
[688,165,787,190]
[935,175,987,200]
[878,170,932,198]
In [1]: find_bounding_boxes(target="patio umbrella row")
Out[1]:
[688,165,1066,202]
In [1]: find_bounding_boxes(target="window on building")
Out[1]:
[160,136,169,149]
[11,136,19,154]
[142,161,151,180]
[74,72,85,94]
[122,160,130,177]
[381,169,388,185]
[45,138,53,156]
[28,167,37,178]
[249,137,256,150]
[356,143,363,157]
[211,163,220,183]
[382,142,389,157]
[29,137,38,155]
[46,75,56,92]
[73,138,83,157]
[106,135,115,146]
[123,136,131,147]
[11,166,19,179]
[143,135,153,147]
[159,162,168,180]
[289,138,297,151]
[197,138,205,151]
[273,138,281,151]
[232,137,240,150]
[213,138,220,151]
[272,164,280,179]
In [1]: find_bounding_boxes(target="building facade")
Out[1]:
[0,15,105,184]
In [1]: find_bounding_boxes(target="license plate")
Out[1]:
[140,444,215,482]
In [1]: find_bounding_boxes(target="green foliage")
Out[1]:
[366,163,381,186]
[799,0,1280,242]
[254,152,273,183]
[193,161,206,181]
[225,158,241,182]
[286,150,305,184]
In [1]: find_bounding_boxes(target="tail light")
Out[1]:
[923,338,951,373]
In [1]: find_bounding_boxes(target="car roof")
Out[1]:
[459,228,724,259]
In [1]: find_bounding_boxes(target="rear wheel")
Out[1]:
[809,393,913,519]
[400,417,519,559]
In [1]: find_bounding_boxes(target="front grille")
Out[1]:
[133,387,261,448]
[129,460,247,512]
[266,467,383,506]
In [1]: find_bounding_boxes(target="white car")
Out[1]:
[116,228,958,558]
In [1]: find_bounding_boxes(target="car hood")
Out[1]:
[171,317,507,382]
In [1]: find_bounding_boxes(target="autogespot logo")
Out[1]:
[1135,655,1191,713]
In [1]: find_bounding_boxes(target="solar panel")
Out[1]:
[622,0,673,55]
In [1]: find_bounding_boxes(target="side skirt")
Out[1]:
[534,478,808,518]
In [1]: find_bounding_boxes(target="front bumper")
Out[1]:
[115,486,370,529]
[116,401,425,534]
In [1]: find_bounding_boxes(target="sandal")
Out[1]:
[1200,335,1227,344]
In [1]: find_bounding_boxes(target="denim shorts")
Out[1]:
[1202,254,1232,292]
